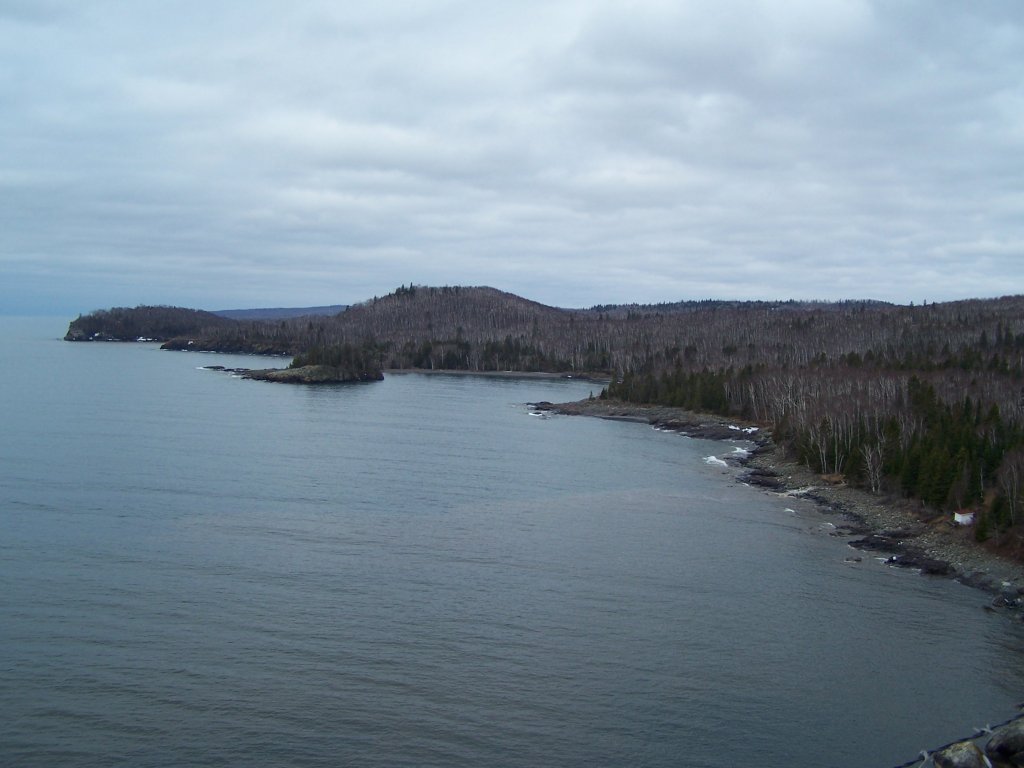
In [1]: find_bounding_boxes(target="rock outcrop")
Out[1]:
[986,717,1024,767]
[241,365,383,384]
[933,741,987,768]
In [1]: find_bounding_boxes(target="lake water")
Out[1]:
[1,317,1022,767]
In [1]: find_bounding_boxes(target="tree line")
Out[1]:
[605,342,1024,551]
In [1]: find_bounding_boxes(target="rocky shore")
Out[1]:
[920,715,1024,768]
[539,398,1024,610]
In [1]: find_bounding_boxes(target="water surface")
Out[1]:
[1,318,1021,767]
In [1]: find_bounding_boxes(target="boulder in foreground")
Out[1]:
[986,717,1024,767]
[934,741,987,768]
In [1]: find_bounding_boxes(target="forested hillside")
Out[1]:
[64,305,234,341]
[597,295,1024,553]
[68,286,1024,551]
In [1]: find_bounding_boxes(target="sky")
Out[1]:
[2,0,1023,313]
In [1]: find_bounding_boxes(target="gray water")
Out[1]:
[1,317,1022,767]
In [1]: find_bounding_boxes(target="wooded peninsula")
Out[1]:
[67,286,1024,562]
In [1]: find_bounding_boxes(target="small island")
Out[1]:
[238,364,383,384]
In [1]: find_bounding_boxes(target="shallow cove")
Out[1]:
[1,317,1023,767]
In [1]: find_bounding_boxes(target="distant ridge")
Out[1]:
[212,305,347,320]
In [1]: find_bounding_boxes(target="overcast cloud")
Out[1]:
[2,0,1022,312]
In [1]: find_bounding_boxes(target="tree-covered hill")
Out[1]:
[157,285,586,367]
[64,305,235,342]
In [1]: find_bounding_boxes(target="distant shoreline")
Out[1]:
[547,398,1024,608]
[385,368,611,384]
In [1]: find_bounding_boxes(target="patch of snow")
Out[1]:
[783,486,816,497]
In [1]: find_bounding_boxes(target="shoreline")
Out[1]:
[386,368,610,383]
[542,398,1024,611]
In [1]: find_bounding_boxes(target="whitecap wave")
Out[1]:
[704,456,728,467]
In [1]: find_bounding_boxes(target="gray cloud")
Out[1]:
[2,0,1022,313]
